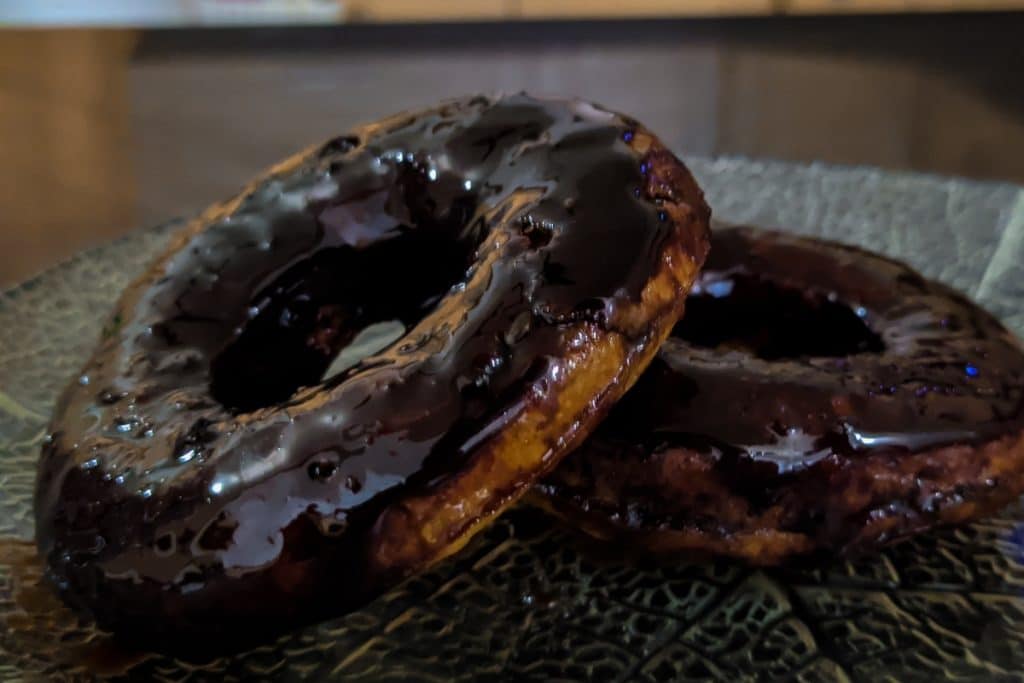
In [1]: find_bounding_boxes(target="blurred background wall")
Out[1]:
[2,7,1023,284]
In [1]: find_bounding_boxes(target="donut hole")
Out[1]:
[209,225,478,414]
[673,274,885,359]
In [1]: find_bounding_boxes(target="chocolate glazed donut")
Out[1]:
[535,226,1024,565]
[34,94,710,643]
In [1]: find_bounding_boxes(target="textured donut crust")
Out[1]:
[369,129,709,579]
[532,413,1024,566]
[532,430,1024,565]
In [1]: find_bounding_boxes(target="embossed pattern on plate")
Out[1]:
[2,157,1024,681]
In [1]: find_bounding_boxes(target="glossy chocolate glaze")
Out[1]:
[585,226,1024,474]
[537,226,1024,560]
[34,94,708,642]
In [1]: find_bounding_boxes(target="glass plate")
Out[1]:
[2,157,1023,681]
